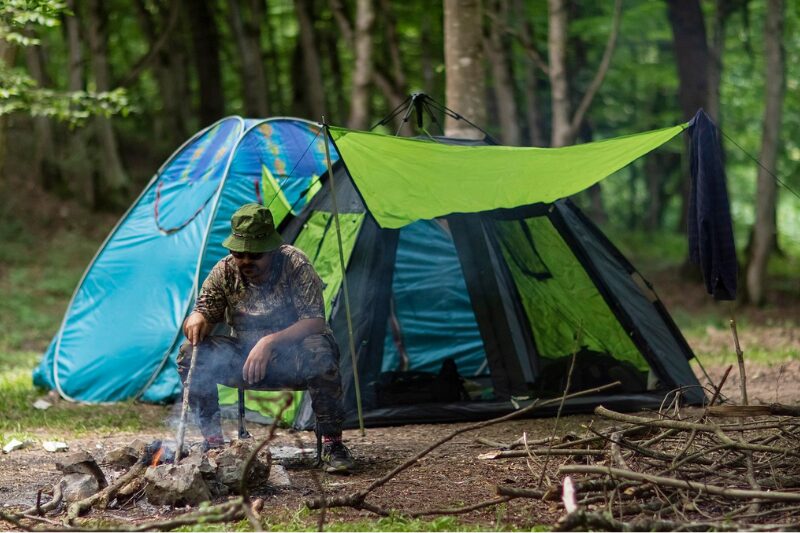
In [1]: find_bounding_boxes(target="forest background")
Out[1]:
[1,0,798,388]
[0,0,798,529]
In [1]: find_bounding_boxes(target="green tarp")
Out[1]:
[329,124,686,229]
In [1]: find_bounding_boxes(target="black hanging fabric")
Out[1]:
[687,109,737,300]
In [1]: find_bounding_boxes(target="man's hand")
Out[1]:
[243,336,273,384]
[183,312,210,346]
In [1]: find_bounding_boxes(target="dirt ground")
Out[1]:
[2,359,798,531]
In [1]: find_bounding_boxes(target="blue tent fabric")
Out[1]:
[687,110,737,301]
[381,220,487,377]
[34,118,337,403]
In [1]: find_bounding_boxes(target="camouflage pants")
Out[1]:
[177,333,344,438]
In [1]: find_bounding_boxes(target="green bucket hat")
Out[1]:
[222,203,284,253]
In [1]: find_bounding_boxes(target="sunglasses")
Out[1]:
[230,251,266,260]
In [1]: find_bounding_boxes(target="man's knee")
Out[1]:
[301,334,340,381]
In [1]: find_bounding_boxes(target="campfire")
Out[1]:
[147,439,179,467]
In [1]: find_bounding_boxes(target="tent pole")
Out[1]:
[322,119,366,436]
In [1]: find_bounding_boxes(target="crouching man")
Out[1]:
[178,203,354,473]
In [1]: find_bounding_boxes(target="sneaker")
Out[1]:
[321,441,354,473]
[202,435,225,451]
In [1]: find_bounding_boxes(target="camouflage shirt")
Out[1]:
[194,244,329,343]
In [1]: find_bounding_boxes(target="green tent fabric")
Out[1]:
[328,124,687,229]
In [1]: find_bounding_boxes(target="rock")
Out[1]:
[214,440,270,491]
[268,464,291,487]
[2,439,29,454]
[104,439,146,468]
[183,449,217,479]
[144,463,211,506]
[33,399,52,410]
[60,473,99,503]
[55,451,107,489]
[269,445,316,461]
[43,441,69,452]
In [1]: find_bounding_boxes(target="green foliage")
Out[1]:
[0,0,64,47]
[0,0,130,125]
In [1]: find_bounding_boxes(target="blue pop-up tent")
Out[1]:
[33,118,337,403]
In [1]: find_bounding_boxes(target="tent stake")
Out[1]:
[322,119,366,436]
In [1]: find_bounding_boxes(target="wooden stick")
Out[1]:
[306,381,621,511]
[594,406,800,457]
[729,318,748,405]
[480,448,607,459]
[559,465,800,502]
[67,456,149,520]
[410,496,513,518]
[176,344,198,460]
[709,404,800,417]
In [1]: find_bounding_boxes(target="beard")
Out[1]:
[239,264,263,279]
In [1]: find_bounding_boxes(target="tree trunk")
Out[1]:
[548,0,570,147]
[323,26,347,124]
[443,0,486,139]
[666,0,709,235]
[228,0,269,117]
[746,0,785,306]
[86,0,130,210]
[0,42,16,180]
[132,0,189,146]
[486,0,520,145]
[61,0,94,205]
[421,10,436,97]
[187,0,225,126]
[707,0,731,123]
[24,43,61,191]
[294,0,326,120]
[514,0,545,147]
[264,0,285,113]
[348,0,375,129]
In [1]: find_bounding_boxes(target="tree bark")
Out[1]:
[514,0,545,147]
[61,0,95,205]
[294,0,326,120]
[0,42,16,181]
[24,43,61,191]
[746,0,785,306]
[187,0,225,126]
[264,0,284,113]
[486,0,520,145]
[666,0,710,235]
[132,0,191,145]
[348,0,376,129]
[548,0,621,147]
[86,0,130,210]
[228,0,270,117]
[707,0,731,123]
[444,0,486,139]
[548,0,570,147]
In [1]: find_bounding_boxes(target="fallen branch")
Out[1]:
[66,454,150,521]
[495,486,546,499]
[410,496,512,518]
[480,448,606,459]
[594,406,800,457]
[307,381,621,512]
[559,465,800,503]
[709,404,800,417]
[16,483,63,517]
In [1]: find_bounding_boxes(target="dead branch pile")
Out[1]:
[485,404,800,531]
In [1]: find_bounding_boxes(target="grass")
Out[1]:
[0,219,170,444]
[167,512,524,532]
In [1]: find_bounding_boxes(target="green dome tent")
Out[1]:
[288,124,704,429]
[35,115,705,430]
